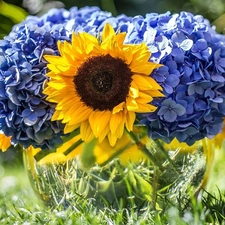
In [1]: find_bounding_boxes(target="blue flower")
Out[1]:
[128,11,225,145]
[191,39,212,60]
[157,99,186,122]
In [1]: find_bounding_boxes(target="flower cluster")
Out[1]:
[0,7,131,149]
[119,11,225,145]
[0,6,225,153]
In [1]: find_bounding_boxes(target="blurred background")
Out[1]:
[0,0,224,165]
[0,0,225,40]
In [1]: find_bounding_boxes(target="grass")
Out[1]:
[1,149,225,224]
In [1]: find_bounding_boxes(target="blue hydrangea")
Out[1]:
[2,7,225,148]
[121,11,225,145]
[0,6,131,149]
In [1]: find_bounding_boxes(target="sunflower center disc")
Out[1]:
[74,54,133,111]
[91,71,113,94]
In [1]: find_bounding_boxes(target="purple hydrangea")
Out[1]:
[0,6,131,149]
[121,11,225,145]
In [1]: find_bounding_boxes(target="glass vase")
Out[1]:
[23,131,214,210]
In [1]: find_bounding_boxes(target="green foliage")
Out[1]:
[1,165,225,224]
[0,1,27,39]
[0,14,14,39]
[0,150,220,224]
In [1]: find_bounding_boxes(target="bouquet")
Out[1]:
[0,6,225,208]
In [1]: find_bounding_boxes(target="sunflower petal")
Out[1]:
[112,102,124,114]
[110,111,124,135]
[126,96,139,111]
[132,75,162,91]
[107,132,118,146]
[80,120,95,143]
[102,23,115,41]
[129,81,139,98]
[125,111,135,131]
[89,111,111,137]
[64,123,80,134]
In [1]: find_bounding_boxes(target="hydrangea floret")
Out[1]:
[119,11,225,145]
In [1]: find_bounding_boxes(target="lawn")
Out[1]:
[0,148,225,225]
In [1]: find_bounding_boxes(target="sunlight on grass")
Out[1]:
[208,147,225,193]
[0,148,225,224]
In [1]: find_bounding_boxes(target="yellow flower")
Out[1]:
[44,23,163,146]
[29,135,83,165]
[94,129,148,165]
[0,133,11,152]
[211,118,225,149]
[30,130,147,166]
[164,138,201,153]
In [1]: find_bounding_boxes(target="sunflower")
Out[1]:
[0,134,11,152]
[44,23,163,146]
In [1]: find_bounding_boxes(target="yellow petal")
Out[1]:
[112,102,124,114]
[98,125,110,143]
[114,32,126,46]
[66,106,92,125]
[0,134,11,152]
[110,111,124,135]
[135,102,157,113]
[89,110,111,137]
[131,63,161,75]
[51,110,64,121]
[129,81,139,98]
[56,97,78,110]
[126,96,139,111]
[57,135,82,154]
[80,120,95,143]
[107,132,118,146]
[64,123,80,134]
[102,23,115,41]
[122,46,134,65]
[143,89,164,97]
[46,80,66,90]
[79,32,99,54]
[132,75,162,91]
[38,153,67,165]
[135,91,154,104]
[125,111,135,131]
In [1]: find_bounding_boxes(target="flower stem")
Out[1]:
[127,130,163,170]
[63,139,83,156]
[34,129,82,162]
[154,139,180,175]
[151,165,159,210]
[99,141,135,167]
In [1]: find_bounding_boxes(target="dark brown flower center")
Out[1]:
[91,71,113,94]
[74,54,133,111]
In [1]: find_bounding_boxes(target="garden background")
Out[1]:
[0,0,225,224]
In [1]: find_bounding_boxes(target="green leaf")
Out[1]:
[0,14,14,38]
[0,1,27,24]
[34,148,58,162]
[79,138,97,169]
[128,170,153,201]
[100,0,117,16]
